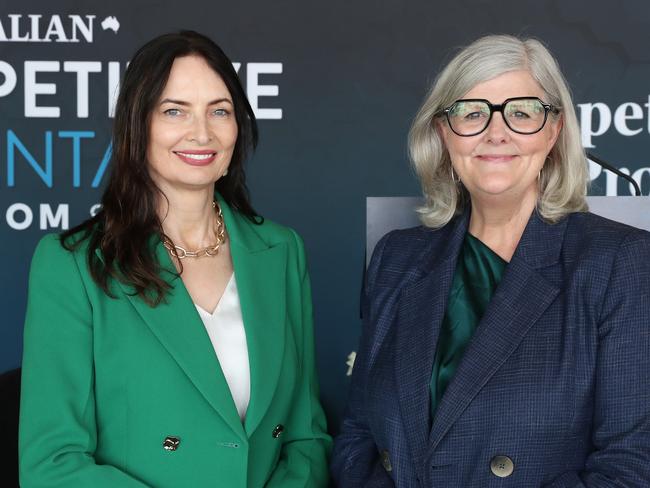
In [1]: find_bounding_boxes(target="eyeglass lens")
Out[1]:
[448,98,547,135]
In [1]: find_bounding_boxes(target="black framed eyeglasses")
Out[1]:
[441,97,560,136]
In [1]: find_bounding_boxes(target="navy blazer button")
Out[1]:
[381,450,392,472]
[490,455,514,477]
[272,424,284,438]
[162,436,181,451]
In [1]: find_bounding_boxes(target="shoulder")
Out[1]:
[260,217,308,269]
[235,213,304,250]
[28,232,91,291]
[559,213,650,313]
[563,212,650,259]
[254,215,302,246]
[569,214,650,334]
[31,233,81,268]
[567,211,648,238]
[31,218,100,271]
[32,233,64,258]
[229,211,308,271]
[376,225,437,252]
[366,220,458,293]
[371,221,455,271]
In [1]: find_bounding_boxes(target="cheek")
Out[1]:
[445,138,475,162]
[211,120,238,150]
[148,123,177,155]
[525,137,555,162]
[537,122,560,155]
[225,123,238,148]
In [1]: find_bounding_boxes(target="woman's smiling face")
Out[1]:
[439,70,561,203]
[146,55,238,193]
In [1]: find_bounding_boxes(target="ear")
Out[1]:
[545,113,563,151]
[436,118,450,145]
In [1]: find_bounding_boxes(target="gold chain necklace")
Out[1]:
[163,202,226,259]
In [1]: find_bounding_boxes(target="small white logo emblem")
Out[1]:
[101,16,119,33]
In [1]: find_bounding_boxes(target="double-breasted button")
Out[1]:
[380,450,392,472]
[162,436,181,451]
[272,424,284,438]
[490,455,514,478]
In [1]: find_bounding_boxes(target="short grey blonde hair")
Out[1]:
[409,34,588,228]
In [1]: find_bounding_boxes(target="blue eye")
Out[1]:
[212,108,230,117]
[464,111,488,121]
[163,108,182,117]
[511,111,530,119]
[451,102,490,121]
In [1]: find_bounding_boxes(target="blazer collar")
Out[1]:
[96,196,288,439]
[394,208,567,474]
[509,209,567,269]
[394,210,468,476]
[428,211,566,451]
[216,194,289,436]
[216,193,270,254]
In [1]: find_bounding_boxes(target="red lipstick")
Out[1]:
[173,150,217,166]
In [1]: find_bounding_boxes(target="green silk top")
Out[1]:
[430,232,507,416]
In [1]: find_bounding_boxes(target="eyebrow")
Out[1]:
[159,98,233,106]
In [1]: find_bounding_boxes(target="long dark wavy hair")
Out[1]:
[61,31,260,306]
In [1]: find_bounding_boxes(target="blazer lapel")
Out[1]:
[96,197,288,440]
[107,243,247,439]
[217,198,288,436]
[394,213,468,477]
[428,212,567,451]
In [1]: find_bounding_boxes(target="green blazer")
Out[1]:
[19,197,331,487]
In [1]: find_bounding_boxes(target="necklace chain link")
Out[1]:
[163,202,226,259]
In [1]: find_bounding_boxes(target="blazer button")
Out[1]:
[380,450,392,472]
[272,424,284,438]
[490,455,514,478]
[162,436,181,451]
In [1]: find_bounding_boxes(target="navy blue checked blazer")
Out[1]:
[331,210,650,487]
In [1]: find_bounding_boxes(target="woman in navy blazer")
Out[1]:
[332,35,650,486]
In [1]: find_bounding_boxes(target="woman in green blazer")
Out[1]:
[19,31,331,487]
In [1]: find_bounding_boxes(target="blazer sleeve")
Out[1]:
[544,229,650,488]
[19,235,150,488]
[330,232,395,487]
[264,229,332,487]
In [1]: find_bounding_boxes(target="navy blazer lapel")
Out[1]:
[394,212,468,477]
[428,212,567,451]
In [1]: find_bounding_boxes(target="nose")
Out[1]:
[187,115,213,145]
[484,112,510,143]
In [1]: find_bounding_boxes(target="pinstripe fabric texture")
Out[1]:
[331,210,650,487]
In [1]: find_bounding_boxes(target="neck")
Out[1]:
[468,190,537,262]
[158,186,218,249]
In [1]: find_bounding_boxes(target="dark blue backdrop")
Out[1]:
[3,0,650,433]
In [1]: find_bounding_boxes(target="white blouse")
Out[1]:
[194,274,250,421]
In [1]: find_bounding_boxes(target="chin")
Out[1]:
[166,176,219,191]
[472,177,516,195]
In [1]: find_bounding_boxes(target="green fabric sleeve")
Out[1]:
[19,235,150,488]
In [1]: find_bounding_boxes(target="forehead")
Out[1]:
[462,70,545,103]
[160,55,232,100]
